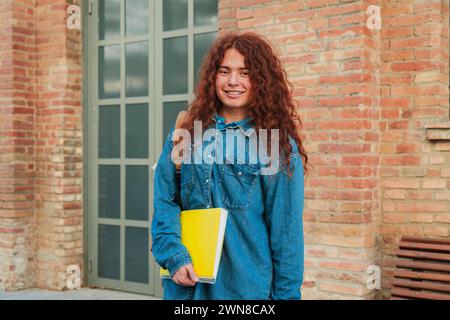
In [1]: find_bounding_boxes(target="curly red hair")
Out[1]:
[180,32,309,175]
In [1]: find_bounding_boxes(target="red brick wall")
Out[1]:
[219,0,449,300]
[0,0,37,291]
[35,0,83,290]
[379,0,449,298]
[220,0,382,299]
[0,0,83,291]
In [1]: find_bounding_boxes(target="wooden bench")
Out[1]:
[390,236,450,300]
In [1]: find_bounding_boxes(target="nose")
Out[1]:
[228,71,239,86]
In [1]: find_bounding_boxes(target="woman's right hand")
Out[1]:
[172,264,199,286]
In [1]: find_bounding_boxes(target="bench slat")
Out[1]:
[391,287,450,300]
[392,237,450,300]
[397,249,450,262]
[399,241,450,253]
[394,269,450,282]
[392,278,450,293]
[389,296,410,300]
[395,259,450,272]
[401,236,450,246]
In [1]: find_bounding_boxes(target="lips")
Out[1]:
[223,89,245,98]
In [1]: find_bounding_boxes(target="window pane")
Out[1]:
[163,0,188,31]
[194,0,218,27]
[126,41,149,97]
[99,165,120,219]
[125,227,149,283]
[163,37,188,95]
[126,103,148,158]
[99,0,120,40]
[99,45,121,99]
[163,101,187,141]
[99,105,120,158]
[126,0,149,36]
[126,166,149,221]
[98,224,120,280]
[194,32,217,86]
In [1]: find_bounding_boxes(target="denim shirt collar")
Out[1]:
[211,113,253,132]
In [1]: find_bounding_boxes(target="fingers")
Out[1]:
[186,264,199,283]
[174,271,195,286]
[172,264,198,287]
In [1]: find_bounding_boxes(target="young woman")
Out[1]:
[151,32,309,300]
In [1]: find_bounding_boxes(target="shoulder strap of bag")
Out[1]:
[173,111,187,211]
[173,111,187,172]
[175,110,187,130]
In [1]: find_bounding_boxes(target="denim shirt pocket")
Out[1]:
[180,163,195,209]
[219,162,261,212]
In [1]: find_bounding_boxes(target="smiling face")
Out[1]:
[215,48,252,117]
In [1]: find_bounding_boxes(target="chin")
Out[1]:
[224,104,247,109]
[223,99,249,108]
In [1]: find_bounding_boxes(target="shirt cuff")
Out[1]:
[166,252,192,277]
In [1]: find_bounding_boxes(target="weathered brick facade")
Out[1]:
[379,0,449,299]
[0,0,82,291]
[0,0,448,299]
[220,0,449,299]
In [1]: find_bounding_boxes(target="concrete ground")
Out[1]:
[0,288,161,300]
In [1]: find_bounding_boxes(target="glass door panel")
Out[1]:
[87,0,218,297]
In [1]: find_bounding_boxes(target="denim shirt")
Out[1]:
[151,114,304,300]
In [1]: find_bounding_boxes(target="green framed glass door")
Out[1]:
[85,0,217,297]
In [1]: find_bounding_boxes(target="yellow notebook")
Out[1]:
[160,207,228,284]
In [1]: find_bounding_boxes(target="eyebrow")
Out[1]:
[218,66,249,70]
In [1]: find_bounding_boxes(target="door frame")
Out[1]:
[82,0,217,297]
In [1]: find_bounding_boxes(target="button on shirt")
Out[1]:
[151,113,305,300]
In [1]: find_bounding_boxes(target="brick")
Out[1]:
[381,155,422,166]
[341,156,378,166]
[423,226,449,238]
[391,84,442,96]
[321,234,375,248]
[395,144,417,153]
[429,155,446,165]
[308,18,330,29]
[386,13,440,27]
[410,213,434,223]
[397,203,447,213]
[380,98,409,108]
[319,259,367,272]
[320,190,372,201]
[397,225,424,237]
[422,179,447,189]
[435,214,450,223]
[383,189,407,200]
[381,73,413,85]
[276,10,315,23]
[383,212,409,224]
[319,281,367,296]
[390,61,438,72]
[381,27,413,38]
[406,190,433,201]
[381,179,420,189]
[401,167,426,177]
[236,8,253,19]
[435,142,450,152]
[414,71,441,83]
[383,5,413,17]
[380,167,400,177]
